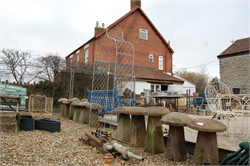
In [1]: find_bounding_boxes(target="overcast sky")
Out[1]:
[1,0,249,80]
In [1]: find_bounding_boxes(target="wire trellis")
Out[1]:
[90,29,135,128]
[28,92,53,119]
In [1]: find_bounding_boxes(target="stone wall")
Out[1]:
[219,53,250,94]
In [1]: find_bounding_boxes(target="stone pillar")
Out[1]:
[78,107,89,124]
[117,113,131,142]
[130,115,145,147]
[144,116,164,154]
[73,107,82,122]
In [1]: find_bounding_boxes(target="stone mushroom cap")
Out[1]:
[70,101,80,106]
[144,106,170,116]
[78,101,89,107]
[68,97,80,103]
[62,100,70,104]
[86,103,103,110]
[58,98,68,102]
[161,112,192,126]
[80,98,88,102]
[113,106,145,115]
[187,118,227,132]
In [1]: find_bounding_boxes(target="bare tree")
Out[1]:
[0,48,32,84]
[175,65,211,92]
[35,53,65,81]
[34,53,66,97]
[197,65,211,92]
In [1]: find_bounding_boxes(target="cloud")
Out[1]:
[1,0,249,79]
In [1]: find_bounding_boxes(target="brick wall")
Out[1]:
[66,9,173,73]
[219,53,250,93]
[66,40,95,69]
[94,10,172,73]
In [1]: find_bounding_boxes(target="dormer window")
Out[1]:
[140,28,148,40]
[149,54,153,62]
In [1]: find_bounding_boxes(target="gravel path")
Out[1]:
[1,113,193,165]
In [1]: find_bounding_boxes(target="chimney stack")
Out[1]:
[95,21,105,36]
[131,0,141,10]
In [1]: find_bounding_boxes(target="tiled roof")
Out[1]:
[218,37,250,58]
[134,67,184,84]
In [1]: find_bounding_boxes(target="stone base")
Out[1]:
[78,108,89,124]
[117,113,131,142]
[130,115,145,147]
[165,126,187,162]
[60,104,65,117]
[193,131,219,165]
[68,106,74,119]
[73,107,81,122]
[64,105,70,118]
[144,116,164,154]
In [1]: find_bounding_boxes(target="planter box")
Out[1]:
[20,115,34,131]
[35,119,61,132]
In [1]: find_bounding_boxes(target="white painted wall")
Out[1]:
[134,81,151,94]
[122,80,150,96]
[173,75,196,95]
[182,81,196,95]
[170,84,183,94]
[122,76,195,96]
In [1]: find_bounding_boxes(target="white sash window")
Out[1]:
[140,28,148,40]
[159,56,163,70]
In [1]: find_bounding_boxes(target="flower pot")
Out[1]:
[193,92,199,97]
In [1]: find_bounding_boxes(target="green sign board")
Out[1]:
[0,83,27,105]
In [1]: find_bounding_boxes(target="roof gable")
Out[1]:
[95,6,174,53]
[66,6,174,59]
[218,37,250,58]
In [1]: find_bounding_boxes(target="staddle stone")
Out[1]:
[161,112,192,162]
[187,118,227,165]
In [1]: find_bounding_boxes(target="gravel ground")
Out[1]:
[1,113,193,165]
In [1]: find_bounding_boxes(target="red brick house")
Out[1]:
[65,0,184,94]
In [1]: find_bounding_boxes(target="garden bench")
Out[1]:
[87,87,137,117]
[0,93,27,112]
[1,93,28,133]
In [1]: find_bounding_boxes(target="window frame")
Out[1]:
[76,50,80,62]
[139,28,148,40]
[149,54,153,62]
[84,44,89,64]
[159,56,163,70]
[69,54,73,68]
[151,84,161,92]
[85,48,88,64]
[76,50,80,68]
